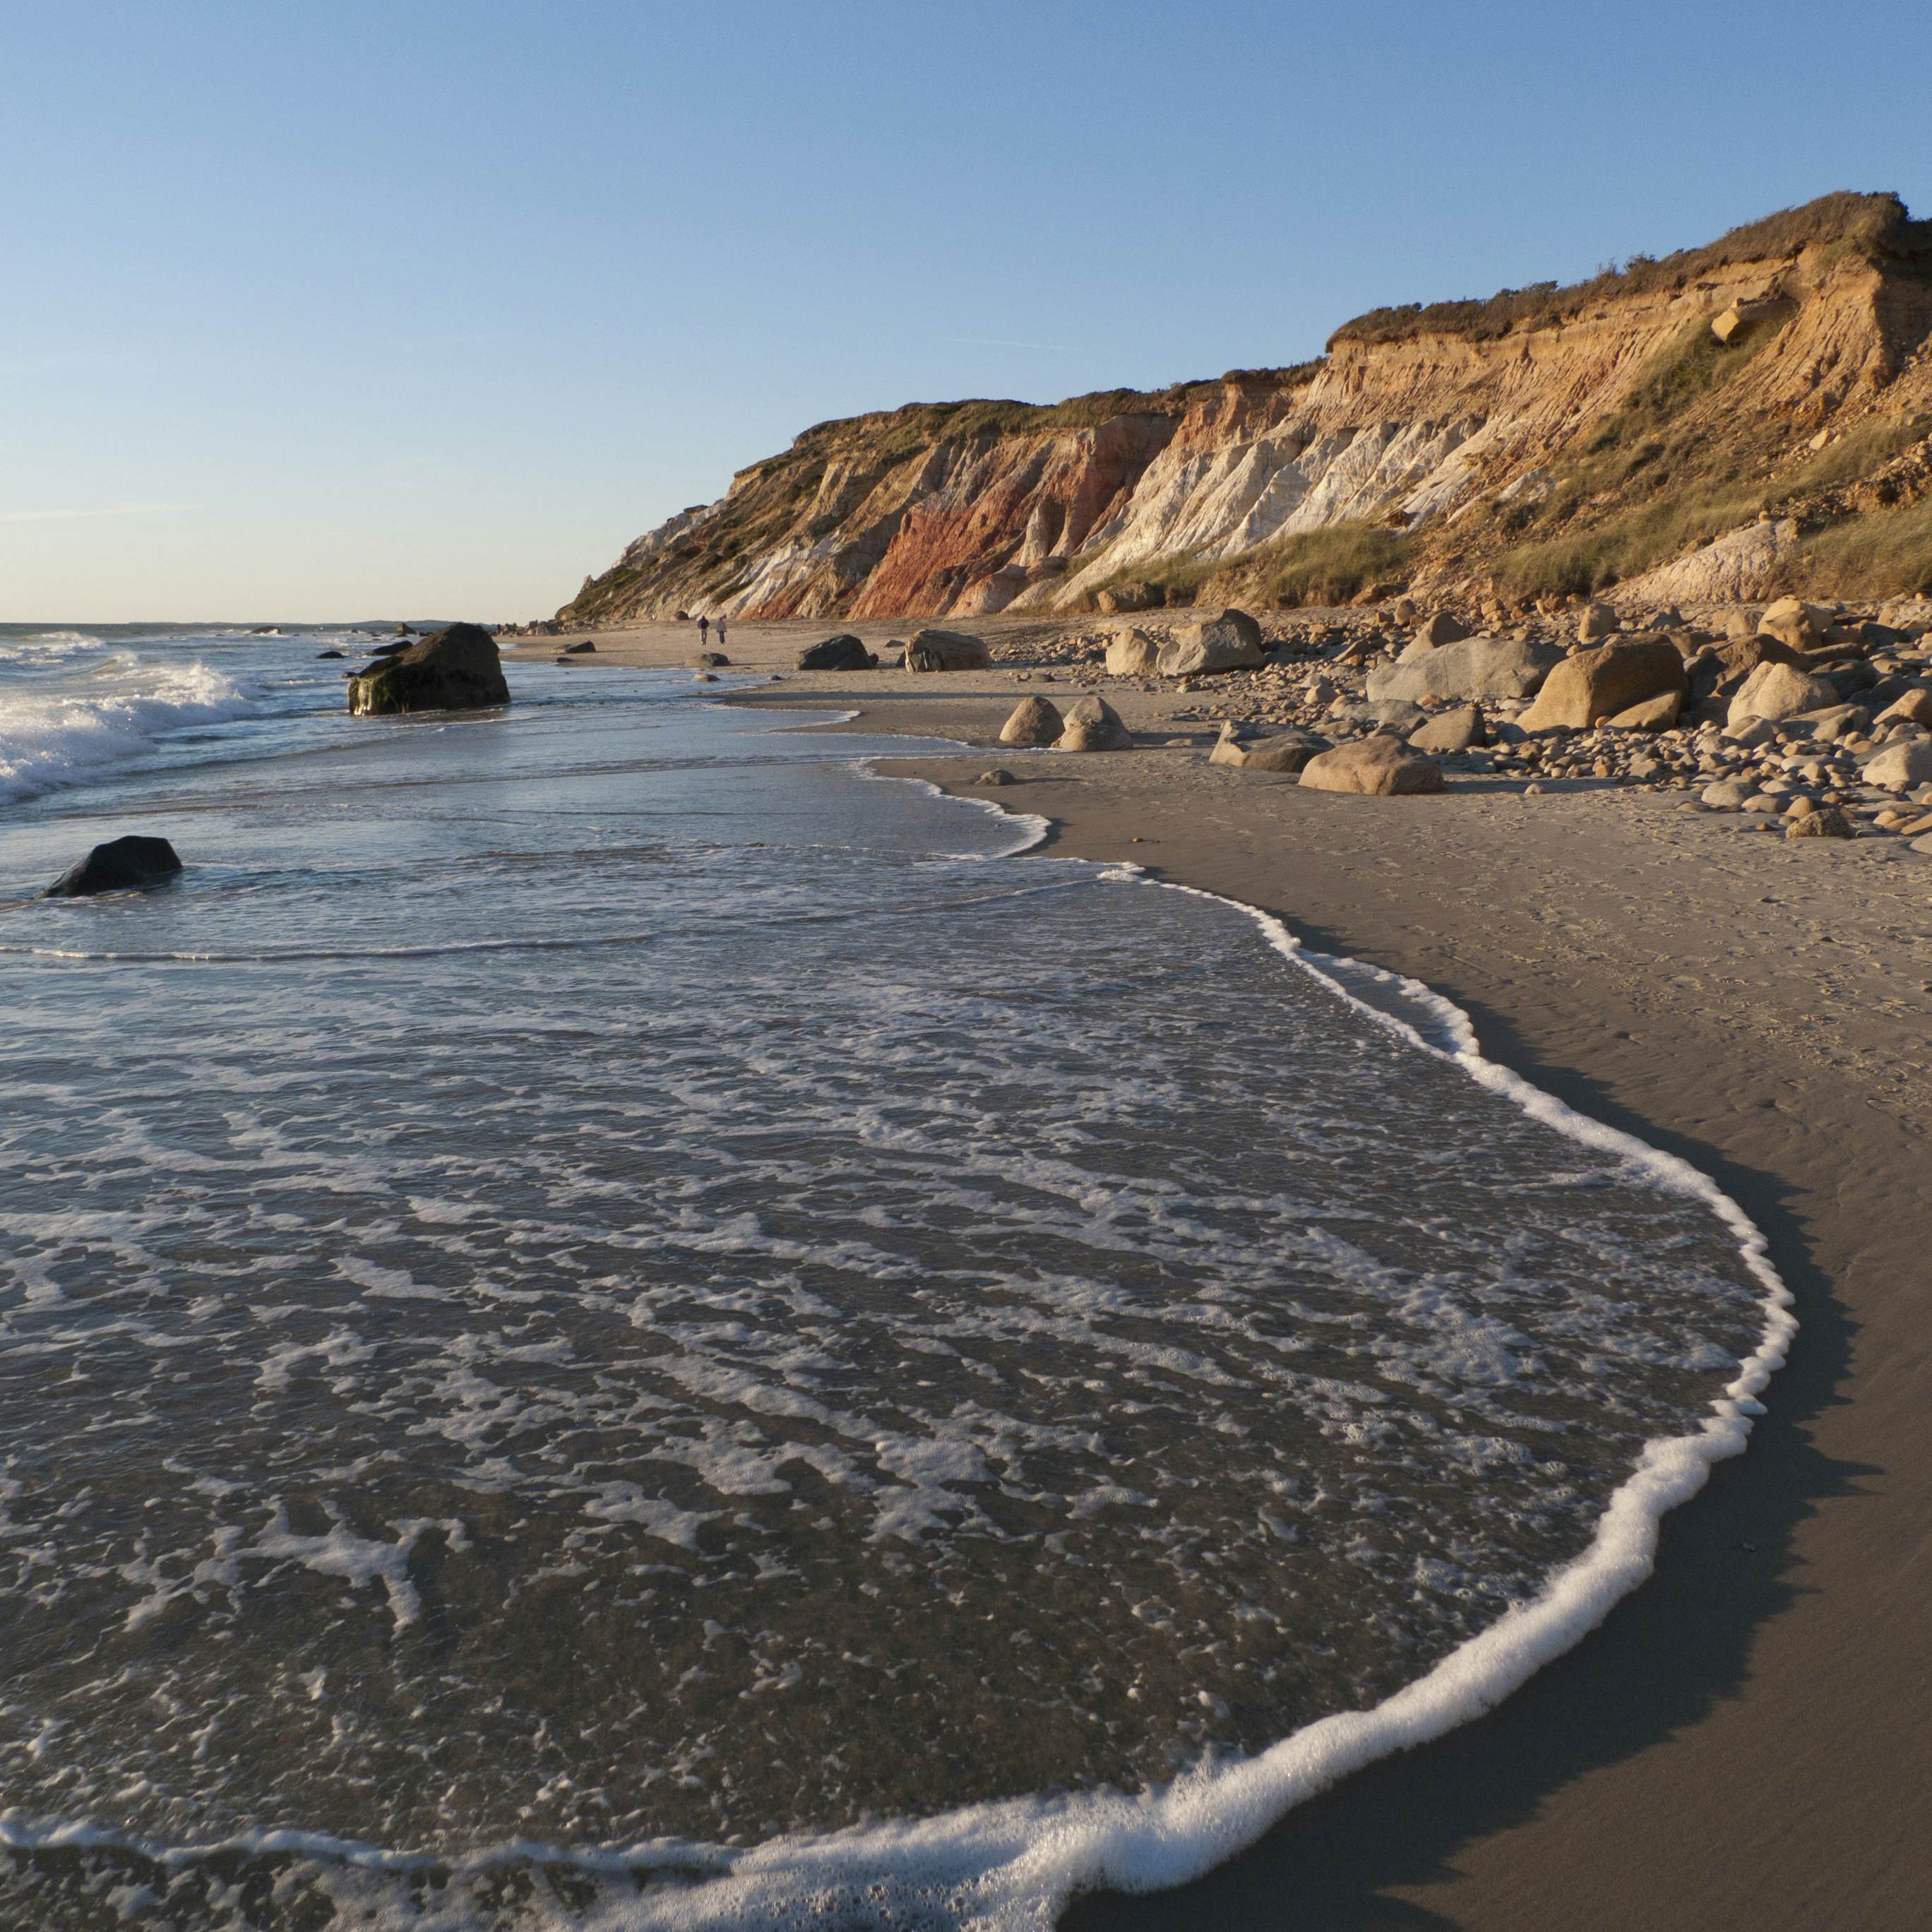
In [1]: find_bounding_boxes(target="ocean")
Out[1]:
[0,626,1789,1930]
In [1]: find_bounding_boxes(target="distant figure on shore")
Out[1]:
[697,615,710,647]
[715,616,728,650]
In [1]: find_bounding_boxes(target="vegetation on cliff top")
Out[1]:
[777,367,1322,467]
[1330,191,1932,349]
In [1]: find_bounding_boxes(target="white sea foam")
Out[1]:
[0,739,1794,1931]
[0,658,267,803]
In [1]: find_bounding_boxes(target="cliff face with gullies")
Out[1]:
[559,193,1932,625]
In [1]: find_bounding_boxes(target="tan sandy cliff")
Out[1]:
[553,193,1932,628]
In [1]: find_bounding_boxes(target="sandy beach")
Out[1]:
[508,619,1932,1928]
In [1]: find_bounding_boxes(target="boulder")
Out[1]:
[1786,806,1855,840]
[1208,723,1330,774]
[1391,595,1419,625]
[563,640,596,655]
[315,648,344,660]
[1577,600,1619,643]
[977,769,1016,787]
[1367,635,1563,704]
[1758,596,1832,652]
[1519,637,1686,732]
[347,623,510,716]
[797,634,875,671]
[1097,581,1164,614]
[1876,688,1932,727]
[905,628,991,672]
[690,650,730,668]
[44,835,183,898]
[1604,691,1683,731]
[1157,612,1265,676]
[1802,703,1871,742]
[1412,612,1471,650]
[1864,739,1932,791]
[1055,696,1133,752]
[1712,631,1806,686]
[1104,629,1162,676]
[999,696,1064,746]
[1727,660,1842,727]
[1408,704,1488,753]
[1701,777,1756,808]
[1300,734,1445,797]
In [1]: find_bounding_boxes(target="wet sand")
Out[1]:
[515,621,1932,1929]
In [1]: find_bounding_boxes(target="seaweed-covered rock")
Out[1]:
[347,624,509,716]
[797,634,876,671]
[44,835,183,898]
[905,628,991,672]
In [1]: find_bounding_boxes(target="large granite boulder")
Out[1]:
[1299,735,1445,796]
[905,628,991,672]
[44,835,183,898]
[347,624,510,716]
[1408,703,1488,753]
[1367,635,1563,704]
[998,696,1064,746]
[1208,723,1330,774]
[1157,610,1265,676]
[797,634,875,671]
[1104,629,1162,676]
[1727,659,1842,727]
[1864,739,1932,790]
[1519,636,1686,732]
[1055,695,1133,751]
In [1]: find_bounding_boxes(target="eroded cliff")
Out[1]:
[559,193,1932,624]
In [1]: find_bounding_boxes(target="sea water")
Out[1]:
[0,629,1787,1929]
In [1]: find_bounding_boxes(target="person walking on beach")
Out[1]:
[696,614,710,648]
[714,615,728,652]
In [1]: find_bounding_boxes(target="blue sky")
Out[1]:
[4,0,1928,621]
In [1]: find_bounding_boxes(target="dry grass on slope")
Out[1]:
[1791,494,1932,597]
[1332,191,1930,348]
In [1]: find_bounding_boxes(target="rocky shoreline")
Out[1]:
[902,591,1932,847]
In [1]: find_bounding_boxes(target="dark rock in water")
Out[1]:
[347,623,510,716]
[369,640,411,659]
[393,624,415,637]
[797,634,876,672]
[44,835,183,898]
[691,650,729,667]
[564,640,597,655]
[316,649,344,660]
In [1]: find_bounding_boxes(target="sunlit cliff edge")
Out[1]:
[558,193,1932,625]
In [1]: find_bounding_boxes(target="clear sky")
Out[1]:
[5,0,1929,622]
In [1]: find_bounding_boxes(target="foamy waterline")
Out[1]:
[0,748,1793,1930]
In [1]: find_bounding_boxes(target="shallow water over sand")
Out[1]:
[0,660,1771,1926]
